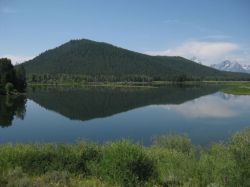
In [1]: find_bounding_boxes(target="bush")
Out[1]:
[0,130,249,186]
[99,140,157,186]
[149,148,197,186]
[153,134,194,155]
[0,143,101,176]
[229,128,250,186]
[72,142,101,175]
[197,144,237,187]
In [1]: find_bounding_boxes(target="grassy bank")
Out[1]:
[222,82,250,95]
[27,80,250,87]
[0,128,250,187]
[27,81,250,96]
[28,81,158,89]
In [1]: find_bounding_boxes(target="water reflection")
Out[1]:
[0,85,250,145]
[27,85,221,122]
[165,92,250,119]
[0,95,27,127]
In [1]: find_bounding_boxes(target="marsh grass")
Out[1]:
[0,128,250,187]
[222,82,250,95]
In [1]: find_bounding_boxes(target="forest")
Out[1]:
[0,58,26,95]
[21,39,250,83]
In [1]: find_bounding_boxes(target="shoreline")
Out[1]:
[2,81,250,95]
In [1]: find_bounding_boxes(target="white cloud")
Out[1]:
[0,55,34,64]
[146,41,239,65]
[225,48,250,65]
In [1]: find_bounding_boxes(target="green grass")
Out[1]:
[27,81,158,89]
[222,82,250,95]
[0,128,250,187]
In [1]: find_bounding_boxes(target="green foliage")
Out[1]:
[99,140,156,186]
[21,39,250,82]
[0,128,250,186]
[0,58,27,94]
[229,128,250,186]
[149,147,197,186]
[153,134,194,155]
[0,142,100,176]
[197,144,237,186]
[223,82,250,95]
[0,58,15,85]
[15,65,26,92]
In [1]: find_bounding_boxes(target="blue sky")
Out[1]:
[0,0,250,65]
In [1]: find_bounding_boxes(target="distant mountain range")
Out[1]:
[20,39,250,81]
[211,60,250,74]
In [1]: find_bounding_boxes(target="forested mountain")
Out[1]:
[22,39,250,81]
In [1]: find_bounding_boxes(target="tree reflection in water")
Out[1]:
[0,95,27,127]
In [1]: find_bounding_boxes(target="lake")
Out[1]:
[0,85,250,145]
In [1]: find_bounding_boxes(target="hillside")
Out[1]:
[22,39,250,81]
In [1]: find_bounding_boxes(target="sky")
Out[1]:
[0,0,250,65]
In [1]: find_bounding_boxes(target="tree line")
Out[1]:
[0,58,26,94]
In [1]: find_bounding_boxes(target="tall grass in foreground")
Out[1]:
[0,128,249,187]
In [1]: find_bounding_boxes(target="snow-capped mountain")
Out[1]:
[210,60,250,74]
[242,64,250,72]
[190,56,202,64]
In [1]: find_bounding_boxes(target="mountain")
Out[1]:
[21,39,250,81]
[190,56,202,64]
[211,60,250,74]
[242,64,250,72]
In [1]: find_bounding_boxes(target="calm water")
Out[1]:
[0,85,250,145]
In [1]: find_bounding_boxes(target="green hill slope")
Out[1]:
[22,39,250,81]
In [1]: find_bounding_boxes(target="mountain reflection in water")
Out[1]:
[0,85,249,145]
[27,85,221,122]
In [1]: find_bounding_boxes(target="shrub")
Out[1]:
[73,142,101,175]
[0,130,250,186]
[229,128,250,186]
[99,140,157,186]
[153,134,194,155]
[197,144,237,187]
[0,143,101,177]
[149,148,197,186]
